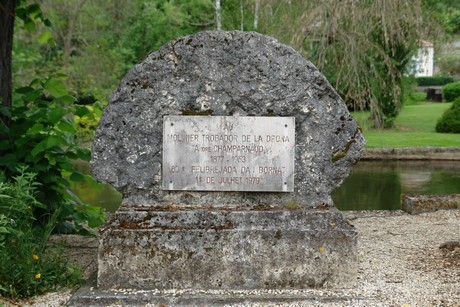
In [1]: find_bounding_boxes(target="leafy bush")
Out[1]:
[402,77,426,106]
[74,103,103,143]
[0,75,106,235]
[404,92,427,105]
[416,76,454,86]
[449,10,460,34]
[442,81,460,102]
[436,98,460,133]
[0,168,83,299]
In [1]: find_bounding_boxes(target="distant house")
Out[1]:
[411,40,434,77]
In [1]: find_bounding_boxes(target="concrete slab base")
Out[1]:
[68,273,364,306]
[96,208,357,290]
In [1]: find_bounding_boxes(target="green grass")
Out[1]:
[404,91,427,106]
[352,102,460,148]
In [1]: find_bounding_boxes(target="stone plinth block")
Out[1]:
[97,209,357,290]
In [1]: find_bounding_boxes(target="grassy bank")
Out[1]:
[352,103,460,148]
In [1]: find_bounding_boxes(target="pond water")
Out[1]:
[72,160,460,213]
[71,161,122,213]
[333,160,460,211]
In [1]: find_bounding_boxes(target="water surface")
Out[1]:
[72,160,460,212]
[333,160,460,211]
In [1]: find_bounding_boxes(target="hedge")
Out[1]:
[436,97,460,133]
[416,76,454,87]
[442,81,460,102]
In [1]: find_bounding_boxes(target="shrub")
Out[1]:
[442,81,460,102]
[0,75,106,235]
[404,92,427,106]
[74,103,103,143]
[416,76,454,87]
[436,98,460,133]
[0,168,83,299]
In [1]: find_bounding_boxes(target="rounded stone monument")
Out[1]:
[90,31,364,295]
[92,30,364,209]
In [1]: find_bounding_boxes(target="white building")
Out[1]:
[412,41,434,77]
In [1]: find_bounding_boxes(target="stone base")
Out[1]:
[97,208,357,290]
[69,282,364,306]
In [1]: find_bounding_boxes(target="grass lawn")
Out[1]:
[351,102,460,148]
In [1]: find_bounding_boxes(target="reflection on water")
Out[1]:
[71,161,122,213]
[333,161,460,211]
[72,160,460,212]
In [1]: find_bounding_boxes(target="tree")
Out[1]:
[424,0,460,34]
[254,0,260,29]
[1,1,106,234]
[216,0,222,30]
[255,0,441,128]
[0,0,16,130]
[119,0,214,62]
[50,0,88,68]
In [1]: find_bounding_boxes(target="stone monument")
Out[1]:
[87,30,364,302]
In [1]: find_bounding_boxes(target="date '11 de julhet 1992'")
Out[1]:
[195,176,261,185]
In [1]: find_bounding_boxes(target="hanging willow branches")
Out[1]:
[253,0,441,127]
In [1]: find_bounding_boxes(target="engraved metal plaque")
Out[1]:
[162,116,295,192]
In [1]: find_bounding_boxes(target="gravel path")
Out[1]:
[2,210,459,306]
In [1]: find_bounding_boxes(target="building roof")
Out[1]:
[420,40,434,47]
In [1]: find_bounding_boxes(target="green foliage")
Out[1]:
[436,98,460,133]
[436,53,460,77]
[450,10,460,33]
[0,168,83,299]
[442,81,460,102]
[427,1,460,84]
[74,102,103,143]
[257,0,434,128]
[402,77,427,106]
[118,0,214,62]
[220,0,257,31]
[423,0,460,35]
[416,76,455,86]
[0,74,106,235]
[13,0,215,104]
[17,0,449,132]
[404,92,427,106]
[15,2,52,33]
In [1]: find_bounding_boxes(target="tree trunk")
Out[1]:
[63,0,87,67]
[216,0,222,30]
[240,0,244,31]
[0,0,16,130]
[254,0,260,30]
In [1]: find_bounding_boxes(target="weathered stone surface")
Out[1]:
[402,194,460,214]
[48,235,97,279]
[91,30,364,209]
[439,240,460,251]
[362,147,460,161]
[97,209,357,290]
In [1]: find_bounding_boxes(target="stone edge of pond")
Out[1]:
[401,194,460,215]
[362,147,460,161]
